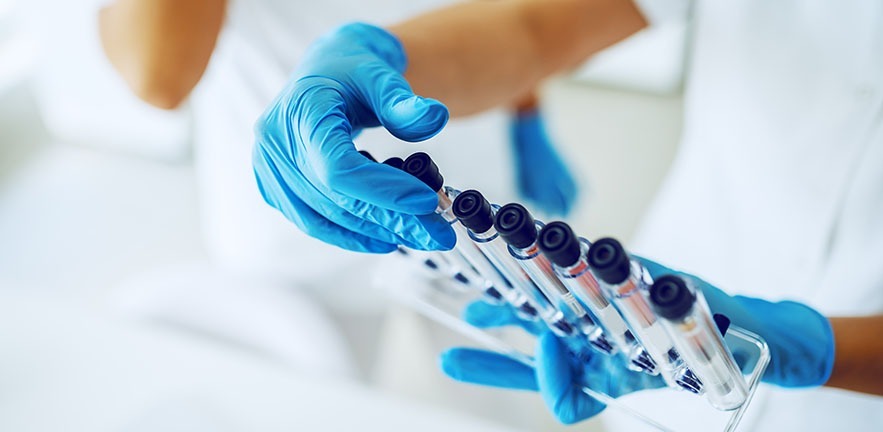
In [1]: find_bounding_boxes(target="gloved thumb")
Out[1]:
[381,94,449,142]
[536,332,607,424]
[368,70,449,142]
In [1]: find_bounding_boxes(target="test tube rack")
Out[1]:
[380,152,769,432]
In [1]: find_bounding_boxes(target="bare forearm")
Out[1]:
[826,316,883,396]
[390,0,646,116]
[99,0,226,109]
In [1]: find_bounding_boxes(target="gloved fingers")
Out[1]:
[633,256,678,280]
[536,332,607,424]
[340,196,456,251]
[634,256,720,300]
[274,80,455,249]
[256,143,449,250]
[361,69,449,142]
[510,110,578,218]
[291,79,441,215]
[553,171,579,217]
[525,180,574,218]
[315,146,457,251]
[440,348,538,391]
[252,154,398,253]
[463,301,547,336]
[634,256,731,314]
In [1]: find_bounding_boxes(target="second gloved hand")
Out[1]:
[441,301,662,424]
[441,258,835,425]
[637,258,836,388]
[253,23,455,253]
[510,108,578,217]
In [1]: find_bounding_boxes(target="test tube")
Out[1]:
[494,203,615,354]
[401,153,518,307]
[587,238,702,393]
[403,153,458,222]
[377,156,452,280]
[538,222,657,373]
[453,190,579,338]
[649,275,748,410]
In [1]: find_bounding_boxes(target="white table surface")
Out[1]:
[0,291,520,432]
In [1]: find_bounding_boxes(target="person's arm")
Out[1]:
[826,316,883,396]
[391,0,646,116]
[251,0,647,253]
[98,0,226,109]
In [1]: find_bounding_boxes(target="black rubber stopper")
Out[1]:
[452,190,494,233]
[403,152,443,191]
[538,221,581,267]
[648,275,696,320]
[586,237,631,285]
[382,157,404,170]
[358,150,377,162]
[494,203,536,249]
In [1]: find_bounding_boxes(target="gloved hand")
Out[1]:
[440,258,835,424]
[253,23,455,253]
[442,301,662,424]
[510,108,578,217]
[638,258,835,388]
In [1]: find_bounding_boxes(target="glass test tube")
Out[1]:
[649,275,748,410]
[538,222,657,373]
[452,190,578,338]
[495,204,615,355]
[445,187,534,310]
[380,156,440,275]
[587,238,702,393]
[378,156,474,291]
[402,153,510,305]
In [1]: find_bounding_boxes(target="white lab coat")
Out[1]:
[619,0,883,430]
[195,0,883,429]
[190,0,516,309]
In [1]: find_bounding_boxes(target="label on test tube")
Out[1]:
[596,305,629,338]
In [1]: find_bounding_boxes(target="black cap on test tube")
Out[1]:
[586,237,631,285]
[494,203,537,249]
[382,157,404,170]
[452,190,494,233]
[538,222,582,268]
[358,150,377,162]
[648,275,696,321]
[403,152,444,191]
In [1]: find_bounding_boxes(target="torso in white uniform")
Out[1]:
[627,0,883,430]
[192,0,883,427]
[190,0,517,292]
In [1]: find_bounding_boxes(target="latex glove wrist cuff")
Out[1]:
[733,296,835,388]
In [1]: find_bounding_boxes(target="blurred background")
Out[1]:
[0,0,688,430]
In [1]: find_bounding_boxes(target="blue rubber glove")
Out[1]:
[442,301,662,424]
[637,258,835,388]
[510,109,579,217]
[253,23,455,253]
[441,258,835,424]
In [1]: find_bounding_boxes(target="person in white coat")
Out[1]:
[249,0,883,430]
[621,1,883,430]
[97,0,578,392]
[98,0,577,296]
